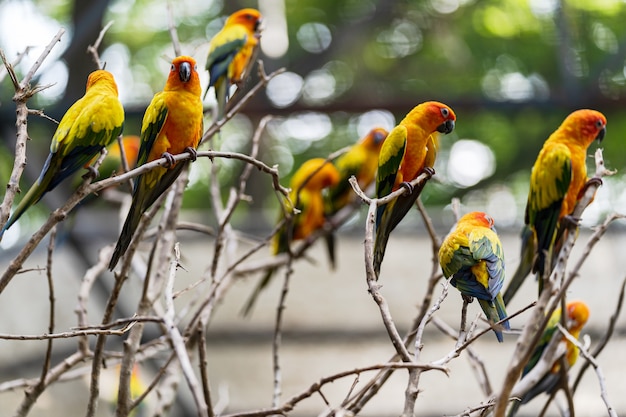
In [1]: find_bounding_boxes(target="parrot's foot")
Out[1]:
[562,214,581,228]
[185,147,198,162]
[82,165,99,180]
[584,177,603,190]
[461,294,475,304]
[399,181,414,195]
[421,166,436,178]
[161,152,175,168]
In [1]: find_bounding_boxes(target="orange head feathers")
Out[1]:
[566,300,590,332]
[226,8,263,33]
[166,56,202,97]
[557,109,606,147]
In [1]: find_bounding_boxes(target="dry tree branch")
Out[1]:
[164,244,209,417]
[166,2,182,57]
[0,29,65,229]
[86,20,114,68]
[573,275,626,391]
[557,324,618,417]
[0,46,31,84]
[13,228,59,417]
[493,148,613,417]
[219,363,448,417]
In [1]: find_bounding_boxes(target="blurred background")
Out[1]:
[1,0,626,416]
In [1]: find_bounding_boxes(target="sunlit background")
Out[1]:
[1,0,626,250]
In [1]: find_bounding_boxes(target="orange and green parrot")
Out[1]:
[108,56,203,270]
[507,300,590,416]
[242,158,340,316]
[204,8,263,119]
[373,101,456,277]
[503,110,607,304]
[0,69,124,239]
[324,127,388,268]
[438,211,510,342]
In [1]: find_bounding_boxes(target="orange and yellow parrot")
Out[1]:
[0,70,124,239]
[324,127,388,268]
[503,110,606,304]
[507,300,590,416]
[242,158,340,316]
[204,8,263,119]
[439,211,510,342]
[373,101,456,277]
[108,56,203,270]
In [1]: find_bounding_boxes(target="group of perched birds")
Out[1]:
[0,7,605,415]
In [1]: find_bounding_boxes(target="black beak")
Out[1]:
[373,131,386,144]
[596,126,606,142]
[254,18,262,32]
[179,62,191,82]
[436,120,455,134]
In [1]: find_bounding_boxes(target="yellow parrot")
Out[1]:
[204,8,263,119]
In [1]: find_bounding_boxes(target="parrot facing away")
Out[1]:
[204,8,263,119]
[507,300,590,417]
[438,211,510,342]
[108,56,204,270]
[374,101,456,277]
[242,158,340,316]
[324,127,388,268]
[503,110,607,304]
[0,69,124,240]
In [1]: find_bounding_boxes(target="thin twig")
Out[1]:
[86,20,114,68]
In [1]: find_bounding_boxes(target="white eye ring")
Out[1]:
[441,107,449,117]
[171,64,175,71]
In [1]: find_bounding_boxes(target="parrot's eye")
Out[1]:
[170,64,175,72]
[194,64,198,71]
[440,107,449,118]
[595,119,604,129]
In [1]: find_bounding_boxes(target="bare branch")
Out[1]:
[86,20,114,68]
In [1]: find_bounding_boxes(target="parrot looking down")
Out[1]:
[503,109,607,304]
[242,158,340,316]
[324,127,388,268]
[108,56,204,270]
[0,69,124,240]
[373,101,456,277]
[507,300,590,417]
[204,8,263,120]
[438,211,510,342]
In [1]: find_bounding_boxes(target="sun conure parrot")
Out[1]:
[108,56,203,270]
[438,211,510,342]
[324,127,388,269]
[503,110,607,304]
[204,8,263,120]
[373,101,456,277]
[242,158,340,316]
[0,69,124,240]
[507,300,590,417]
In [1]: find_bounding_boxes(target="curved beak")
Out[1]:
[436,120,455,134]
[179,61,191,83]
[596,126,606,142]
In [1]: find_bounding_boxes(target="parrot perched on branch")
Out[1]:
[507,300,590,417]
[108,56,203,270]
[242,158,340,316]
[324,127,388,268]
[438,211,510,342]
[0,69,124,239]
[503,110,607,304]
[373,101,456,277]
[204,8,263,120]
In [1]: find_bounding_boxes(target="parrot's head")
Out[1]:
[408,101,456,135]
[86,70,118,95]
[292,158,340,192]
[566,109,607,146]
[458,211,496,231]
[566,300,590,331]
[363,127,389,150]
[228,8,263,34]
[167,56,201,96]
